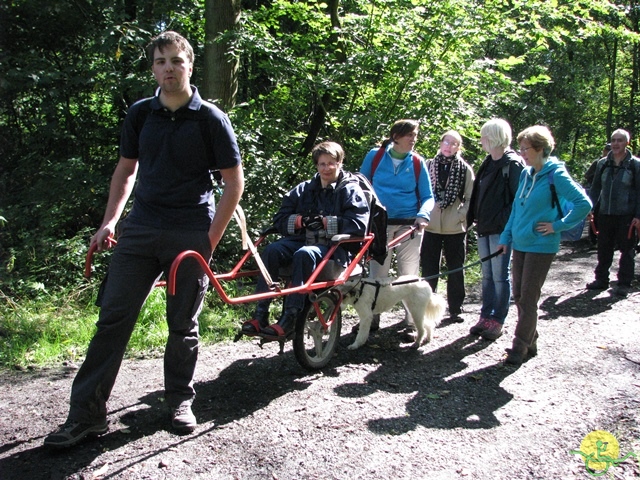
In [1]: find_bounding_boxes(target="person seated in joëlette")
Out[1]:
[241,141,370,340]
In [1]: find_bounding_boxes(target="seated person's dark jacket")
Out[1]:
[272,171,370,263]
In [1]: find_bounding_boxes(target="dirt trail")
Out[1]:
[0,242,639,480]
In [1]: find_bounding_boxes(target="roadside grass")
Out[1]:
[0,282,254,369]
[0,248,482,369]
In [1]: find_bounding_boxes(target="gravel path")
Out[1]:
[1,243,639,479]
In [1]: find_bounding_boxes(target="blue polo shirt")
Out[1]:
[120,86,241,231]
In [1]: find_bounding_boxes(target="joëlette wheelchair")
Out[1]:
[85,218,416,371]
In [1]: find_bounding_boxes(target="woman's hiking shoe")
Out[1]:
[479,319,503,341]
[400,325,417,343]
[44,420,108,447]
[171,402,197,433]
[505,334,537,365]
[586,279,609,290]
[469,317,492,335]
[612,284,630,297]
[351,314,380,334]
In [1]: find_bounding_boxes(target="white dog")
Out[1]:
[338,275,446,350]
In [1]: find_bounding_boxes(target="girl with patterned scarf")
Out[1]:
[421,130,475,322]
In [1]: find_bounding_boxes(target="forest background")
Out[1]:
[1,0,639,366]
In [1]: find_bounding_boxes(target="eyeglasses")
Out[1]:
[317,162,339,169]
[519,146,534,153]
[441,140,459,147]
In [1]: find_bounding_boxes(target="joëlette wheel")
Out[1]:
[293,290,342,370]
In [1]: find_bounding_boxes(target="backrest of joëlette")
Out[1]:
[337,171,389,264]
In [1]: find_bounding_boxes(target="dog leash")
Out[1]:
[421,250,502,282]
[346,250,502,312]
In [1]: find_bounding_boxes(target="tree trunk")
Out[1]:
[298,0,346,157]
[606,36,617,139]
[628,1,640,145]
[203,0,241,111]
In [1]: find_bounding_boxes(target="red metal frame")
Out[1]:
[83,225,419,311]
[84,239,117,279]
[167,234,374,305]
[311,289,344,330]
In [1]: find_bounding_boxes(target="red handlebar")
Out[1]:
[84,237,117,279]
[589,217,639,239]
[387,225,418,249]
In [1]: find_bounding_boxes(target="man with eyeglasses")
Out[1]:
[586,129,640,297]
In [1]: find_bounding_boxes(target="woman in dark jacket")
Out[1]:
[242,141,370,339]
[466,119,524,340]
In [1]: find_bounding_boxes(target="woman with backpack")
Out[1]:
[359,119,435,341]
[497,125,591,365]
[466,119,525,340]
[421,130,475,323]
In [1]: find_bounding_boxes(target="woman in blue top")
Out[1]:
[498,125,591,365]
[359,119,435,340]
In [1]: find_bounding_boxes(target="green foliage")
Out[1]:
[0,286,100,367]
[3,0,640,365]
[0,282,256,367]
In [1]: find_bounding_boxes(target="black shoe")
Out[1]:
[612,284,630,297]
[171,402,197,433]
[44,420,108,448]
[241,311,269,334]
[586,279,609,290]
[261,308,299,339]
[446,312,464,323]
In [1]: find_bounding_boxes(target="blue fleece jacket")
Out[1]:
[499,157,592,254]
[360,146,435,220]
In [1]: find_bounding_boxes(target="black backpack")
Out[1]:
[337,172,388,264]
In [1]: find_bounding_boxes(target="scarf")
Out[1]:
[429,153,466,209]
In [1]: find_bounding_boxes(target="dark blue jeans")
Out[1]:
[254,237,347,317]
[68,221,212,423]
[478,234,512,324]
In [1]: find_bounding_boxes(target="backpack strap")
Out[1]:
[371,147,420,184]
[502,162,512,204]
[371,146,422,209]
[370,146,386,179]
[412,154,421,183]
[548,169,564,218]
[412,154,422,207]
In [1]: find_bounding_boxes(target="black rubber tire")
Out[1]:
[293,290,342,370]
